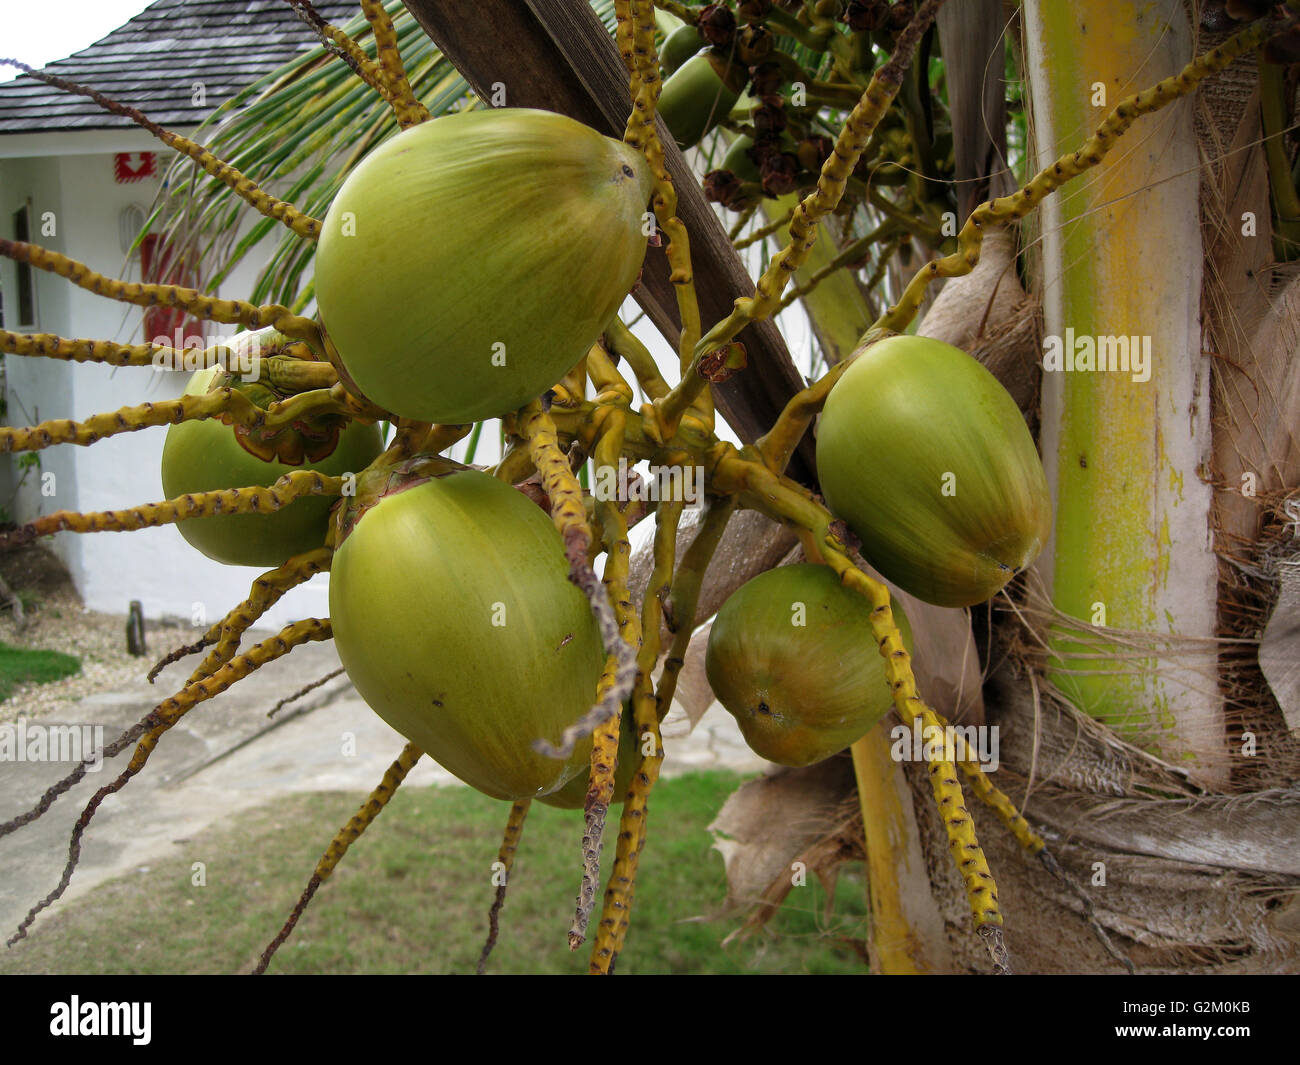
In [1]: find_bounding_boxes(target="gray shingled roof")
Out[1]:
[0,0,359,134]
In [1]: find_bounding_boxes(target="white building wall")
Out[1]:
[1,129,328,631]
[2,150,79,585]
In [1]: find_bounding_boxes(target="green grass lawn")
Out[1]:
[0,640,81,700]
[2,770,869,974]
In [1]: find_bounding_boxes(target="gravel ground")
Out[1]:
[0,543,189,725]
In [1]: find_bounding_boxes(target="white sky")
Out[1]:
[1,0,151,82]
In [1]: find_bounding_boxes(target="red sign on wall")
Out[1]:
[114,152,156,183]
[140,233,200,346]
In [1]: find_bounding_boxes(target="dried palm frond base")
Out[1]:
[935,655,1300,973]
[707,602,1300,973]
[708,755,865,948]
[1258,543,1300,733]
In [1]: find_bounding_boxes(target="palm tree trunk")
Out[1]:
[1024,0,1225,783]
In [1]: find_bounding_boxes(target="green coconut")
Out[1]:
[816,335,1052,607]
[706,564,912,767]
[660,24,706,76]
[314,108,652,424]
[657,52,746,150]
[329,468,606,801]
[160,365,383,568]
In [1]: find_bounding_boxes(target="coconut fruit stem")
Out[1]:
[619,0,711,430]
[358,0,431,128]
[603,318,672,400]
[586,341,636,406]
[188,547,333,685]
[521,401,638,761]
[0,58,324,240]
[655,496,736,711]
[8,616,332,949]
[0,378,360,458]
[756,358,853,474]
[0,471,345,551]
[258,739,424,974]
[0,237,321,340]
[569,417,640,949]
[0,326,308,370]
[590,492,689,973]
[655,0,944,437]
[573,495,637,951]
[478,798,532,973]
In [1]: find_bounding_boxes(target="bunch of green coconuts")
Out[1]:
[163,106,1047,798]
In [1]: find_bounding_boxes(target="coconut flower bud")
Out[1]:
[737,0,773,22]
[760,152,801,196]
[842,0,888,31]
[704,168,746,209]
[748,60,784,97]
[752,100,787,137]
[888,1,914,31]
[736,25,774,65]
[697,4,736,47]
[750,131,785,166]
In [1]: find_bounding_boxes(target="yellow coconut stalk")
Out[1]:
[761,193,876,368]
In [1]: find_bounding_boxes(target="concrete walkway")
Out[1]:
[0,639,766,936]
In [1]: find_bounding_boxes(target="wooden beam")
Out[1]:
[402,0,817,484]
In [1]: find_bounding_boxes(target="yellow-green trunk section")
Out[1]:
[1025,0,1222,774]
